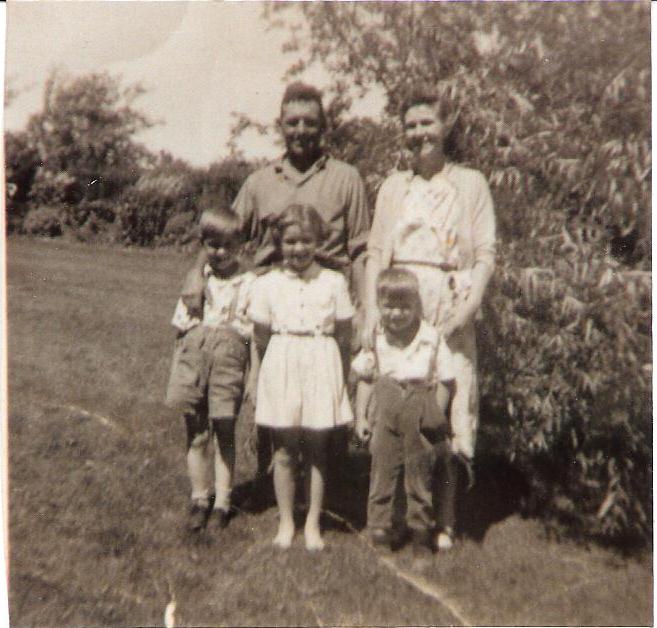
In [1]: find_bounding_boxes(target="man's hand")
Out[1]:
[355,417,372,445]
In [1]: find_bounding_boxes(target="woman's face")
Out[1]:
[280,223,318,273]
[403,103,445,157]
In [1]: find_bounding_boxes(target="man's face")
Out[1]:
[280,100,323,161]
[403,103,445,157]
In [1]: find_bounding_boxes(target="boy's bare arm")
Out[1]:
[355,380,374,443]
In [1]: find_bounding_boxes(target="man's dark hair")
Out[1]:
[280,82,326,127]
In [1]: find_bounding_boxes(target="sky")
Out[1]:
[4,1,385,167]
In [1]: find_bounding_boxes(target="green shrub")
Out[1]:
[479,222,651,543]
[23,206,63,237]
[161,211,197,246]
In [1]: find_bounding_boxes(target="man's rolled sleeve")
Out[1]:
[345,169,370,261]
[232,174,257,242]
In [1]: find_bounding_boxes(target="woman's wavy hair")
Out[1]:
[399,85,464,161]
[269,203,332,250]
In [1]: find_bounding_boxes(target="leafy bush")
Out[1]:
[23,206,63,237]
[117,167,196,245]
[268,1,651,544]
[479,220,651,543]
[162,211,197,246]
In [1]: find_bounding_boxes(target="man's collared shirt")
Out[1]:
[233,154,370,269]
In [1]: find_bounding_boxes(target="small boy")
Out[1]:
[352,267,457,555]
[165,208,255,532]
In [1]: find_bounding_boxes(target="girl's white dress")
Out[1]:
[248,263,354,430]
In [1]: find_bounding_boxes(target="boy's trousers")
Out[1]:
[367,376,455,532]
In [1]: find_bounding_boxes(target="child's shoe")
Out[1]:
[410,529,435,568]
[436,527,454,551]
[187,500,212,532]
[212,508,230,531]
[367,527,392,547]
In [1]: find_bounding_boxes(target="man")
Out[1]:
[181,82,370,505]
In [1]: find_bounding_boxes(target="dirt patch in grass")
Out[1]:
[7,238,653,626]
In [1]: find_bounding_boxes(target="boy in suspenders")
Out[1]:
[352,268,458,555]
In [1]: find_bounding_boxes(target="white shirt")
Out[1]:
[171,265,255,338]
[352,320,455,383]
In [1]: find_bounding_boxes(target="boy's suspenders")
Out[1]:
[427,332,441,384]
[372,328,440,386]
[227,279,240,324]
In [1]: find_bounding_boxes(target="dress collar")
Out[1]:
[280,261,322,282]
[404,161,454,184]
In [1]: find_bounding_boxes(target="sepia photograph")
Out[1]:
[3,1,652,626]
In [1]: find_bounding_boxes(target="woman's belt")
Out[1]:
[272,329,331,337]
[392,259,457,272]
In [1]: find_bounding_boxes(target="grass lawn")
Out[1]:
[7,236,653,626]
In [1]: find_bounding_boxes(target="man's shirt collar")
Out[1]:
[274,153,329,185]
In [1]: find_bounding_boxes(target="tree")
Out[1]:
[24,70,155,227]
[269,2,650,262]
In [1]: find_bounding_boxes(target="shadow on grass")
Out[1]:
[232,428,531,545]
[457,452,530,542]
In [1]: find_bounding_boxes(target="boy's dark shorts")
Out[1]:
[166,325,249,418]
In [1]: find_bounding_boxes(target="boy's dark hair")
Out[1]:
[376,268,422,307]
[280,82,326,127]
[270,203,331,249]
[199,208,243,242]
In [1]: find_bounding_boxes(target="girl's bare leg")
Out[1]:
[272,430,298,548]
[303,429,329,551]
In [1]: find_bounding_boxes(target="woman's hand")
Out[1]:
[442,298,476,338]
[355,416,372,445]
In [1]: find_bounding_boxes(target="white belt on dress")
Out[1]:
[392,258,457,272]
[272,330,331,337]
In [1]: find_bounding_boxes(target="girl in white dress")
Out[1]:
[248,204,354,550]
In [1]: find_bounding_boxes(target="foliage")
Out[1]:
[269,1,652,543]
[196,158,255,212]
[23,206,63,237]
[5,130,41,232]
[25,70,153,208]
[479,224,651,542]
[162,211,197,246]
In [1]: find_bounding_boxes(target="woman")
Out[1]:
[363,86,496,549]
